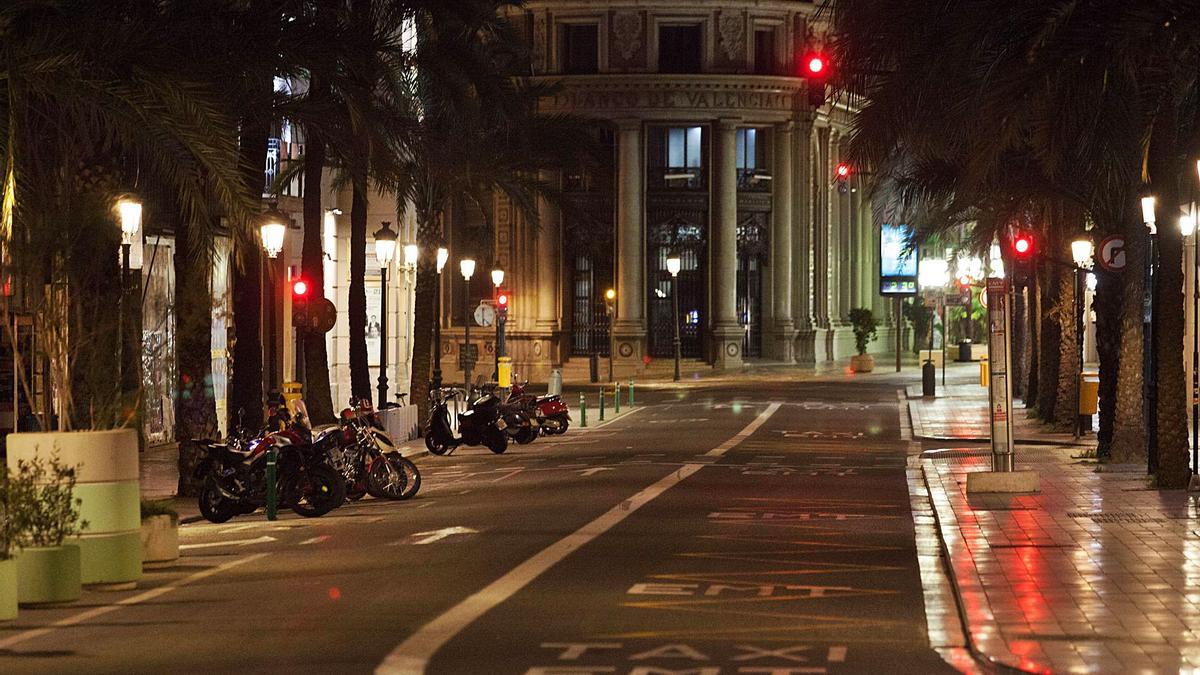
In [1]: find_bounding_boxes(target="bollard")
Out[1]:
[628,379,635,407]
[599,387,606,421]
[265,445,278,521]
[580,392,587,427]
[614,383,621,414]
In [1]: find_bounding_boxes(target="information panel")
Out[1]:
[880,223,919,296]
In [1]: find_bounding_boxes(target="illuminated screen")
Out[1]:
[880,223,918,296]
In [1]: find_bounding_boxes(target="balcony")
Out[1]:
[737,169,772,192]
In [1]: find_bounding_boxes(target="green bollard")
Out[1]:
[265,446,278,521]
[614,383,621,414]
[629,379,635,407]
[580,392,587,428]
[599,387,606,421]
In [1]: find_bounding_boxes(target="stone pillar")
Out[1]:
[712,118,744,369]
[793,116,816,363]
[612,119,646,376]
[532,171,563,375]
[849,175,863,311]
[815,126,832,331]
[767,122,795,361]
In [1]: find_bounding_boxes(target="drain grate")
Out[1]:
[1067,511,1164,524]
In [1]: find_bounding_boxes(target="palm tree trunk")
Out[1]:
[174,218,219,497]
[1053,233,1080,433]
[1095,266,1120,458]
[408,214,440,423]
[1012,284,1026,400]
[1036,259,1061,422]
[229,116,268,432]
[1110,208,1147,463]
[301,126,335,424]
[348,176,371,400]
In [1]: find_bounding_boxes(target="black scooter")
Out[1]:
[424,387,509,455]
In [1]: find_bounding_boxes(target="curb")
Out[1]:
[906,398,1093,447]
[920,458,1038,674]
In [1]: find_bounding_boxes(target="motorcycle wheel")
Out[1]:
[199,479,238,523]
[386,453,422,499]
[485,427,508,454]
[288,465,347,518]
[367,456,408,500]
[552,415,570,435]
[515,426,538,445]
[347,485,367,501]
[424,427,453,456]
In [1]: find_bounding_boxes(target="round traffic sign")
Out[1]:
[1098,235,1126,272]
[473,302,495,327]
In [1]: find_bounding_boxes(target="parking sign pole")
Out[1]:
[986,277,1015,472]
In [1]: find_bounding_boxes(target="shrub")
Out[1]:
[7,454,87,548]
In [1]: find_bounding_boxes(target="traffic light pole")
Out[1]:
[377,265,390,408]
[432,270,443,390]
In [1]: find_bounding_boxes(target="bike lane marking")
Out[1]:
[376,402,781,675]
[0,552,269,651]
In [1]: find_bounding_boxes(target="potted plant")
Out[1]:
[849,308,878,373]
[9,454,87,606]
[140,499,179,568]
[0,468,17,620]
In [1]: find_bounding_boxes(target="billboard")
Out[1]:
[880,223,918,296]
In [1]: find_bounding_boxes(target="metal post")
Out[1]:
[267,257,278,390]
[895,297,902,372]
[1148,231,1158,475]
[432,270,443,390]
[628,379,635,407]
[265,446,278,521]
[579,392,587,427]
[119,242,130,392]
[377,266,390,408]
[985,278,1015,472]
[1192,217,1199,475]
[941,299,946,387]
[599,387,605,421]
[463,276,473,392]
[672,275,681,381]
[494,301,501,381]
[614,383,621,414]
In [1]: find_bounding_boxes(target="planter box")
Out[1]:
[7,429,143,586]
[850,354,875,373]
[140,515,179,568]
[0,558,16,620]
[17,544,81,606]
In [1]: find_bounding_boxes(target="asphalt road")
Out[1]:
[0,373,961,674]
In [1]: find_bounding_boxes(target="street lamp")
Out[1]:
[461,257,476,392]
[604,288,616,381]
[403,243,419,269]
[490,268,505,380]
[374,222,398,408]
[666,253,682,382]
[1142,194,1159,474]
[431,246,449,390]
[259,204,289,392]
[115,196,142,396]
[1071,236,1094,438]
[1184,212,1200,478]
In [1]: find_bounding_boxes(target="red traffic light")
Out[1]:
[292,279,309,297]
[835,163,851,179]
[497,293,508,307]
[804,53,828,77]
[1013,234,1033,257]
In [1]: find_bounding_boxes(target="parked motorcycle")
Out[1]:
[331,398,421,500]
[424,387,509,455]
[194,418,346,523]
[508,381,571,436]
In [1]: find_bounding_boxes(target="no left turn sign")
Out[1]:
[1098,235,1126,272]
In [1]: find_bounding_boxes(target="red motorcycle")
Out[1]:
[507,382,571,436]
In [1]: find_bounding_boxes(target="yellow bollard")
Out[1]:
[979,358,989,388]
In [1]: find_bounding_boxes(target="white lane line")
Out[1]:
[179,535,276,550]
[491,468,524,483]
[0,553,268,650]
[376,402,780,675]
[299,535,329,546]
[897,388,913,442]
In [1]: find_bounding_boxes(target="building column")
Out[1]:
[712,118,744,369]
[611,119,646,376]
[849,174,863,311]
[535,170,563,371]
[767,122,795,361]
[792,116,816,363]
[815,126,833,331]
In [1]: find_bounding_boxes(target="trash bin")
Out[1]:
[548,369,563,396]
[497,357,513,388]
[1078,372,1099,415]
[957,339,973,362]
[281,381,303,415]
[922,360,937,396]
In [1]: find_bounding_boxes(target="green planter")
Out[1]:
[0,558,16,620]
[17,544,81,606]
[140,514,179,569]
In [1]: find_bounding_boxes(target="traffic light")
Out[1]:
[801,50,831,108]
[1010,231,1035,286]
[834,162,851,193]
[291,278,310,329]
[496,291,508,320]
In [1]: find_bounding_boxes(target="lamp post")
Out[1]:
[491,267,504,379]
[116,197,142,394]
[1142,195,1158,474]
[1182,211,1198,478]
[259,204,288,393]
[374,222,398,408]
[461,258,476,391]
[604,288,616,381]
[1071,237,1094,439]
[666,253,682,382]
[431,246,449,390]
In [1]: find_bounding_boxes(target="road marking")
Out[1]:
[0,553,268,650]
[578,467,614,477]
[409,526,479,545]
[491,468,524,483]
[299,535,329,546]
[179,535,276,550]
[377,402,781,675]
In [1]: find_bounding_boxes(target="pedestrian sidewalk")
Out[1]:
[911,372,1200,671]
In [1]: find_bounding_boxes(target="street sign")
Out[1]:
[473,302,496,327]
[1097,235,1126,272]
[458,343,479,369]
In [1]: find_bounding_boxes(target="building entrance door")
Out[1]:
[648,217,706,359]
[737,213,769,359]
[570,255,612,358]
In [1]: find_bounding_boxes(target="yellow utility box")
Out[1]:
[979,358,989,387]
[497,357,513,388]
[281,381,303,415]
[1078,371,1100,415]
